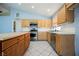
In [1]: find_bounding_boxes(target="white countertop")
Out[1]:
[38,28,75,34]
[50,31,75,35]
[0,32,29,41]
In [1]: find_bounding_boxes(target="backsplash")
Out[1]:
[59,23,75,33]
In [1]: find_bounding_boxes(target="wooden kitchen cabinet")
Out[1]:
[47,32,51,43]
[52,15,58,26]
[38,20,51,28]
[38,20,44,28]
[24,33,30,50]
[38,32,48,41]
[21,20,30,27]
[30,20,38,24]
[17,39,25,56]
[65,3,77,10]
[3,44,17,56]
[57,4,74,24]
[0,41,2,56]
[45,20,51,28]
[1,33,30,56]
[66,9,74,22]
[57,5,66,24]
[56,34,75,56]
[2,37,18,51]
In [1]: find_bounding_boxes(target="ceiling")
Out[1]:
[2,3,64,17]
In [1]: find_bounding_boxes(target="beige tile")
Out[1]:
[24,41,58,56]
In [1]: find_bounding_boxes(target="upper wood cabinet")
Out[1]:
[57,5,66,24]
[21,20,29,27]
[30,20,38,24]
[65,3,78,10]
[57,4,74,25]
[52,15,58,26]
[38,20,51,28]
[45,20,51,28]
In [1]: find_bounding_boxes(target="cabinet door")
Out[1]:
[47,32,51,43]
[38,20,42,28]
[45,20,51,28]
[65,3,74,8]
[24,33,30,50]
[66,8,74,23]
[61,35,75,56]
[56,34,75,56]
[56,34,63,55]
[2,37,17,51]
[38,20,51,28]
[65,3,76,10]
[21,20,29,28]
[38,20,44,28]
[17,40,25,56]
[57,5,66,24]
[30,20,38,24]
[17,35,25,56]
[38,32,47,41]
[3,44,17,56]
[0,41,2,56]
[52,15,58,25]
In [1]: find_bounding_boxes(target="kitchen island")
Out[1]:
[0,32,30,56]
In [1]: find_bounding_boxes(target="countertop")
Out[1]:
[50,31,75,35]
[38,28,75,34]
[0,32,29,41]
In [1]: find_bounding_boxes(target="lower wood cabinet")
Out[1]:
[38,32,47,41]
[47,32,51,43]
[3,44,17,56]
[1,33,30,56]
[17,40,25,56]
[56,34,75,56]
[24,34,30,49]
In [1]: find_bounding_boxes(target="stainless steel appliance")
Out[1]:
[30,23,38,41]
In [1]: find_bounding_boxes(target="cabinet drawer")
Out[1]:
[2,37,18,51]
[3,44,17,56]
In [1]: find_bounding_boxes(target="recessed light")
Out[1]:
[18,3,22,5]
[32,6,35,8]
[47,9,50,12]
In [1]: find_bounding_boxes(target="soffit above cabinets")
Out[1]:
[3,3,64,17]
[0,4,10,16]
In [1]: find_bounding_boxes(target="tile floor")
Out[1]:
[24,41,58,56]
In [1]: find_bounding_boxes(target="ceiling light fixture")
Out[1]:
[18,3,22,5]
[32,6,35,9]
[47,9,50,12]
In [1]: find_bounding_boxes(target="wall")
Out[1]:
[74,7,79,56]
[0,8,50,33]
